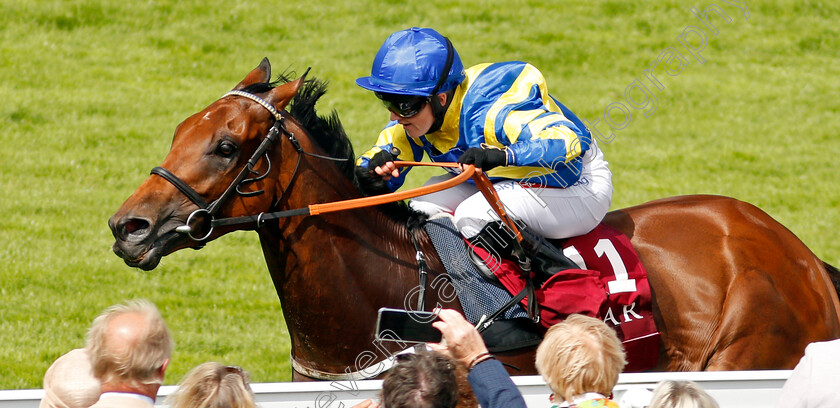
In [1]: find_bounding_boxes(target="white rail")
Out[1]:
[0,370,790,408]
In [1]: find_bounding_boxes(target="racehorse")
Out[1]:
[109,59,840,379]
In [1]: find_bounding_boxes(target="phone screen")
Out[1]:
[375,307,442,343]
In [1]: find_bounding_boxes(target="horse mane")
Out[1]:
[243,74,427,229]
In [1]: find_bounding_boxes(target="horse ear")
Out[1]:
[266,74,305,110]
[233,58,272,90]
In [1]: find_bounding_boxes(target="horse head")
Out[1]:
[109,58,307,270]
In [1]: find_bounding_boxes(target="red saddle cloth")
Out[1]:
[469,223,660,372]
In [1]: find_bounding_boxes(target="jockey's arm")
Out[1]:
[506,123,584,170]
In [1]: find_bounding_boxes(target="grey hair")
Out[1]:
[86,299,173,387]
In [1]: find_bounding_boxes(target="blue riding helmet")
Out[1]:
[356,27,466,97]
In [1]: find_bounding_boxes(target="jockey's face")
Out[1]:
[392,102,432,138]
[389,93,447,139]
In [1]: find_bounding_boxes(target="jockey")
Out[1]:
[355,27,613,278]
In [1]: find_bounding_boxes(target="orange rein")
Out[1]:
[308,162,523,243]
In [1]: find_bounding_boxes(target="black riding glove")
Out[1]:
[458,146,508,171]
[367,147,401,171]
[356,147,402,197]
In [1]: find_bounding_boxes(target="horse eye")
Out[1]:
[216,141,237,157]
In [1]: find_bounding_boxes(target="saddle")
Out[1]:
[425,216,661,372]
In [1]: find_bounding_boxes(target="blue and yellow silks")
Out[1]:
[357,61,592,191]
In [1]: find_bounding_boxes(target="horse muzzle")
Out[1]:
[108,213,187,270]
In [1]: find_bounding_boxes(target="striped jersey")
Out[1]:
[357,61,593,190]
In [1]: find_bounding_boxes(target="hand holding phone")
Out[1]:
[428,309,490,368]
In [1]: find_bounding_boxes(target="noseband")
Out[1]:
[151,88,347,241]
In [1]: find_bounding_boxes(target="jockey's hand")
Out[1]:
[368,148,400,181]
[429,309,489,368]
[458,146,507,171]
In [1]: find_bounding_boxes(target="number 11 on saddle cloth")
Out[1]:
[469,222,660,373]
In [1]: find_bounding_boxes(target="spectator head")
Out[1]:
[648,380,719,408]
[382,351,459,408]
[85,299,173,388]
[40,348,101,408]
[535,314,627,402]
[167,362,256,408]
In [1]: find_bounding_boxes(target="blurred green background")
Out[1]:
[2,0,838,389]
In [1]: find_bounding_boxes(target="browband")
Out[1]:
[222,90,283,121]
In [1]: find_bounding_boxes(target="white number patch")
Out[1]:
[564,238,637,294]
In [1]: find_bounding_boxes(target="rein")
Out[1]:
[149,87,523,253]
[213,161,474,226]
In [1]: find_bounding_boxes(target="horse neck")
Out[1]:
[258,149,439,371]
[269,159,425,297]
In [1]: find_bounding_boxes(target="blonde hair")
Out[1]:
[85,299,173,387]
[534,314,627,401]
[167,362,256,408]
[648,380,719,408]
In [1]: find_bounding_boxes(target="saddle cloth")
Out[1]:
[470,222,661,372]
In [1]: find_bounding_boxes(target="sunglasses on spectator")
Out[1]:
[375,92,428,118]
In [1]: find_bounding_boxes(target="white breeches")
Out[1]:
[410,143,613,239]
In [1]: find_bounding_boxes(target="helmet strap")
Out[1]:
[427,90,453,134]
[426,37,456,135]
[429,37,455,97]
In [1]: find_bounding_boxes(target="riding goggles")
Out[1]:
[375,92,428,118]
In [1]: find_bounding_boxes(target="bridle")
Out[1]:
[150,86,492,244]
[153,38,457,243]
[150,87,348,242]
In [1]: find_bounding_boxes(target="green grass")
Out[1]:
[2,0,839,389]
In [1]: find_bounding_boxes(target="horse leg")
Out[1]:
[705,269,806,371]
[705,267,824,370]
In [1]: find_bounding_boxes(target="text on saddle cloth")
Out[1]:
[470,222,661,372]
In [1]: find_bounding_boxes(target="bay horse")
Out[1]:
[109,59,840,379]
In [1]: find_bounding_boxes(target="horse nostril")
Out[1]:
[118,217,151,241]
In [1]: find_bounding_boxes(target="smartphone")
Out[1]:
[375,307,442,343]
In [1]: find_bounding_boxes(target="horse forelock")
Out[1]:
[242,74,427,227]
